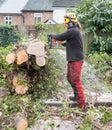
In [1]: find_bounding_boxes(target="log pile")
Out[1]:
[5,37,47,95]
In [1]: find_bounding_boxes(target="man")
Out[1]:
[51,13,87,110]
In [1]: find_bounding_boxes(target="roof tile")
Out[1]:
[53,0,81,7]
[23,0,53,11]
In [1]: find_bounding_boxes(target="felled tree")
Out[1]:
[5,37,47,95]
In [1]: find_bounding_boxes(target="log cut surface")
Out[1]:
[6,52,16,64]
[13,76,28,95]
[27,41,45,56]
[16,49,28,65]
[14,112,28,130]
[35,56,46,67]
[27,40,46,66]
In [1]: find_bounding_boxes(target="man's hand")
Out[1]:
[51,38,56,47]
[57,40,62,44]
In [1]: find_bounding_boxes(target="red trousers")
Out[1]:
[67,61,86,108]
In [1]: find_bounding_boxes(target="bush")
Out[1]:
[34,23,46,30]
[76,0,112,54]
[87,52,112,85]
[0,25,21,47]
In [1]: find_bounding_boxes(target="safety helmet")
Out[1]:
[64,13,77,24]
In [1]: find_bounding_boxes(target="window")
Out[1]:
[5,16,12,24]
[34,13,42,24]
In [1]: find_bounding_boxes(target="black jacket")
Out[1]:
[51,25,84,62]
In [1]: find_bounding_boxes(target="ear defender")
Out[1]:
[64,17,70,24]
[63,13,77,24]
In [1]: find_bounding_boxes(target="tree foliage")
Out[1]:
[76,0,112,54]
[0,25,21,47]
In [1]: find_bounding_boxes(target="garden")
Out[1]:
[0,0,112,130]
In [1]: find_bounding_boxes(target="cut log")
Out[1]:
[16,49,28,65]
[35,56,46,67]
[27,41,46,66]
[13,76,28,95]
[27,41,45,56]
[14,112,28,130]
[5,38,48,94]
[6,52,16,64]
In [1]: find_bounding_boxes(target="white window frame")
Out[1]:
[5,16,12,24]
[34,13,42,23]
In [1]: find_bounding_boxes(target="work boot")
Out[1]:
[69,96,77,102]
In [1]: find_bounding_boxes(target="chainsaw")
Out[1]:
[47,34,62,49]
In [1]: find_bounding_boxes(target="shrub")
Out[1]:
[76,0,112,54]
[87,52,112,85]
[0,25,21,47]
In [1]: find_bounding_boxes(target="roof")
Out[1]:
[23,0,53,12]
[0,0,28,14]
[0,0,6,7]
[44,19,57,24]
[53,0,81,7]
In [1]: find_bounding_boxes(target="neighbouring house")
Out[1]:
[0,0,28,25]
[22,0,54,25]
[52,0,81,23]
[0,0,81,35]
[44,19,57,24]
[0,0,54,25]
[0,0,54,35]
[0,0,6,7]
[0,0,81,26]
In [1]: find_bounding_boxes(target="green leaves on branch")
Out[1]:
[76,0,112,54]
[0,25,21,47]
[100,106,112,124]
[76,0,112,32]
[34,23,45,30]
[89,36,112,54]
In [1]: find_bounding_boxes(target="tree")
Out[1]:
[76,0,112,54]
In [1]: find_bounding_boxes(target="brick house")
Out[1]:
[0,0,54,26]
[0,0,54,35]
[0,0,28,25]
[0,0,81,26]
[0,0,81,35]
[22,0,54,25]
[0,0,53,26]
